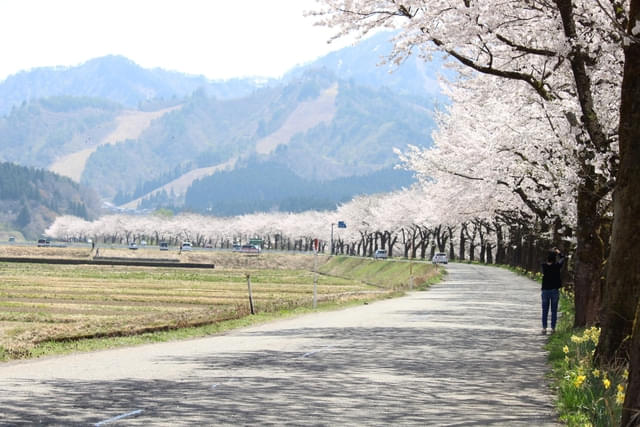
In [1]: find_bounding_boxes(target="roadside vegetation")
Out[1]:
[546,291,628,426]
[0,248,439,361]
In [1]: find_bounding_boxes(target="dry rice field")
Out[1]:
[0,245,388,358]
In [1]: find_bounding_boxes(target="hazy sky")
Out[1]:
[0,0,354,82]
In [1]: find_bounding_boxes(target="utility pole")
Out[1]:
[330,223,334,255]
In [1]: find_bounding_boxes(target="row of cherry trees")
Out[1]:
[311,1,639,422]
[47,188,555,274]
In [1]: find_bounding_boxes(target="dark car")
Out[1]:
[240,244,261,253]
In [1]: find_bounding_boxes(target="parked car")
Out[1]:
[37,238,50,247]
[181,241,193,251]
[128,242,138,250]
[232,244,242,252]
[159,242,169,251]
[205,243,213,248]
[432,252,448,264]
[240,244,261,254]
[374,249,388,259]
[8,236,15,242]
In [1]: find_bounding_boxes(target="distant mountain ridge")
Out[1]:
[285,31,449,99]
[0,31,444,218]
[0,55,273,116]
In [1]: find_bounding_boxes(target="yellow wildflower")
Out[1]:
[592,369,601,378]
[574,375,586,387]
[618,384,625,393]
[616,391,625,405]
[563,345,569,354]
[603,378,611,389]
[623,369,629,380]
[571,335,583,344]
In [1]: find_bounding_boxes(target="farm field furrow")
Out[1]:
[0,247,405,360]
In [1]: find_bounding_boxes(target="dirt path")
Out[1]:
[0,263,558,425]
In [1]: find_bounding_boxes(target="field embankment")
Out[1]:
[320,256,440,290]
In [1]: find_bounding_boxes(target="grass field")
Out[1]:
[0,247,439,360]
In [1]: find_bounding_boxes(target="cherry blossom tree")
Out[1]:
[311,0,640,361]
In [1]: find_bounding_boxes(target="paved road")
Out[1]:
[0,263,558,425]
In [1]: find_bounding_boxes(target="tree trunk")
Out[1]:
[459,226,466,261]
[486,244,493,264]
[573,181,605,328]
[495,222,506,264]
[622,303,640,426]
[598,5,640,368]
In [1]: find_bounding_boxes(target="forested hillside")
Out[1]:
[0,162,99,239]
[0,97,122,167]
[183,160,415,215]
[82,69,434,201]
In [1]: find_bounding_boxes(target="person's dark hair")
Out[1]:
[547,251,557,263]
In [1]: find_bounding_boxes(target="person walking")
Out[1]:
[541,247,565,334]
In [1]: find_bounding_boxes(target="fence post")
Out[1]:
[246,274,255,315]
[313,248,318,309]
[409,262,414,290]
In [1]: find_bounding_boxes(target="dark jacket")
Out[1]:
[541,254,565,290]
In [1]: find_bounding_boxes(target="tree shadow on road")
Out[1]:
[1,324,557,426]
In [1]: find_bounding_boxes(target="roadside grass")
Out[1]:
[0,252,439,361]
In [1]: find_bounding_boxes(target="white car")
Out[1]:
[432,252,448,264]
[374,249,388,259]
[181,241,193,251]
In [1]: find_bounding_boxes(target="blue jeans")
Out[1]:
[541,289,560,329]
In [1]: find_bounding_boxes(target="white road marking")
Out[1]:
[301,345,334,358]
[94,409,144,426]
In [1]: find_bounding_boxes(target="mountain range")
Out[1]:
[0,31,445,235]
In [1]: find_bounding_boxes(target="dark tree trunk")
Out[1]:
[495,222,506,264]
[447,226,456,261]
[459,225,466,261]
[573,181,605,328]
[599,2,640,375]
[387,233,397,257]
[623,303,640,426]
